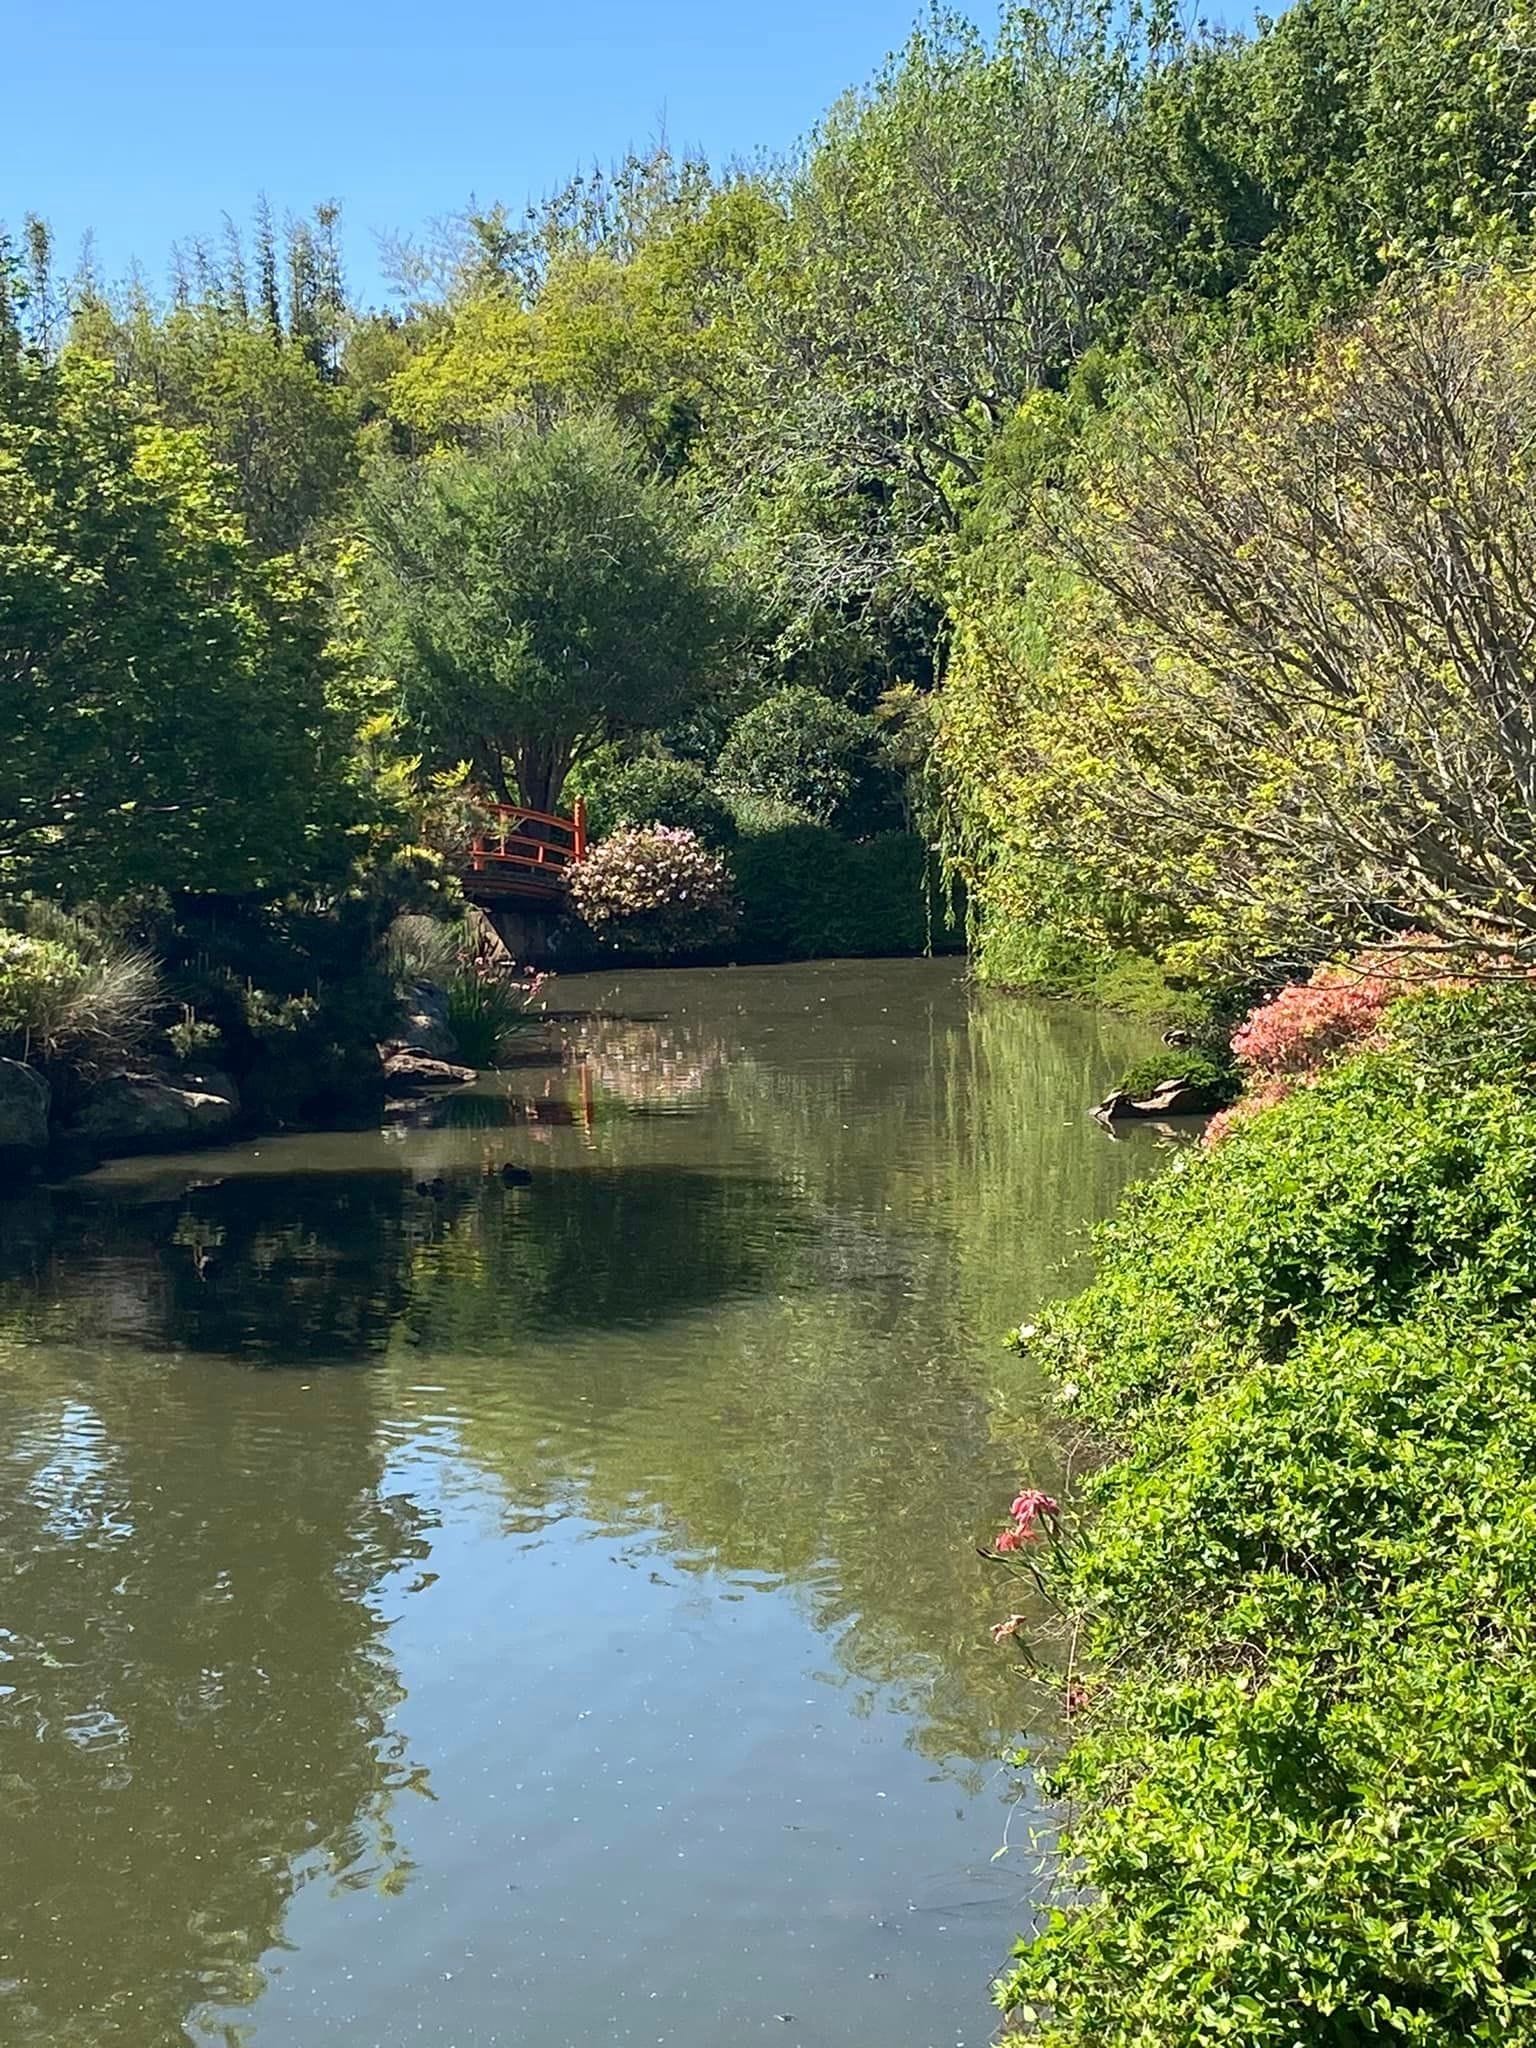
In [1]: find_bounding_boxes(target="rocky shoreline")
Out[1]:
[0,980,506,1184]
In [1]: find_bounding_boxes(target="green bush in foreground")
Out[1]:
[998,1001,1536,2045]
[0,916,158,1077]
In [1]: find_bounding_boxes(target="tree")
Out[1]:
[944,273,1536,968]
[715,686,883,827]
[0,347,365,901]
[69,203,358,554]
[711,2,1164,637]
[384,159,776,475]
[1130,0,1536,348]
[362,415,739,813]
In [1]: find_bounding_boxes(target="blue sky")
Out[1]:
[7,0,1256,309]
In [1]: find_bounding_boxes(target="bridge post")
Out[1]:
[573,797,588,862]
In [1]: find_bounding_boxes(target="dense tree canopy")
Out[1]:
[2,0,1533,966]
[0,347,364,901]
[361,414,739,812]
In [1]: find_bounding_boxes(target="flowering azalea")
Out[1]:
[1208,939,1462,1147]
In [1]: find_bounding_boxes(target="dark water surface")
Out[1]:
[0,960,1169,2048]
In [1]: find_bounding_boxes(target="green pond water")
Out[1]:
[0,958,1172,2048]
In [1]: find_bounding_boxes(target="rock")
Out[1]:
[75,1071,238,1150]
[0,1058,50,1156]
[380,1048,477,1092]
[394,980,460,1061]
[1092,1076,1210,1123]
[180,1068,241,1115]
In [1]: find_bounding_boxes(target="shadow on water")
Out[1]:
[1,1159,812,1366]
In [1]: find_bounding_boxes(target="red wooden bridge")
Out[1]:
[462,800,587,904]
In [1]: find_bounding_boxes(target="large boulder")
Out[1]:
[0,1058,50,1156]
[393,980,460,1061]
[75,1071,239,1150]
[381,1048,477,1093]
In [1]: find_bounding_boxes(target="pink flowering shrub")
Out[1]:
[1209,939,1459,1144]
[567,825,738,958]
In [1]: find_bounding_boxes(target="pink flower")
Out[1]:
[993,1529,1021,1553]
[1009,1490,1060,1532]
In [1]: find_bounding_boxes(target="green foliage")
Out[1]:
[147,894,403,1128]
[362,414,739,813]
[999,996,1536,2042]
[1383,978,1536,1092]
[941,273,1536,977]
[977,921,1221,1031]
[1129,0,1536,348]
[0,351,369,902]
[73,311,358,556]
[387,150,776,474]
[382,911,466,986]
[716,3,1162,639]
[440,969,535,1067]
[0,920,158,1075]
[1004,1314,1536,2048]
[1113,1048,1236,1110]
[728,827,952,962]
[585,753,738,848]
[715,687,895,831]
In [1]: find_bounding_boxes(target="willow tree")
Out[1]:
[362,414,738,814]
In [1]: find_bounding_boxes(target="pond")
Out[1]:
[0,959,1171,2048]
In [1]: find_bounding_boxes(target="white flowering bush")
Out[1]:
[566,825,738,958]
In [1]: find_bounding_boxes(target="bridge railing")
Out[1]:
[465,799,587,893]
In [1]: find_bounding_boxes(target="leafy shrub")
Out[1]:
[1383,977,1536,1093]
[976,918,1229,1032]
[998,1312,1536,2048]
[383,911,466,986]
[567,825,738,958]
[586,754,737,849]
[1232,951,1420,1075]
[0,919,159,1074]
[715,688,894,830]
[994,1005,1536,2045]
[1207,943,1460,1140]
[721,789,818,836]
[147,895,404,1127]
[164,1011,226,1065]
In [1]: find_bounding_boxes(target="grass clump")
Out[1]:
[0,907,159,1076]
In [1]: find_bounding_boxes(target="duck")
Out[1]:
[414,1176,449,1200]
[499,1162,533,1187]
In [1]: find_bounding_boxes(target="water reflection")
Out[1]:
[0,961,1168,2047]
[0,1350,430,2046]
